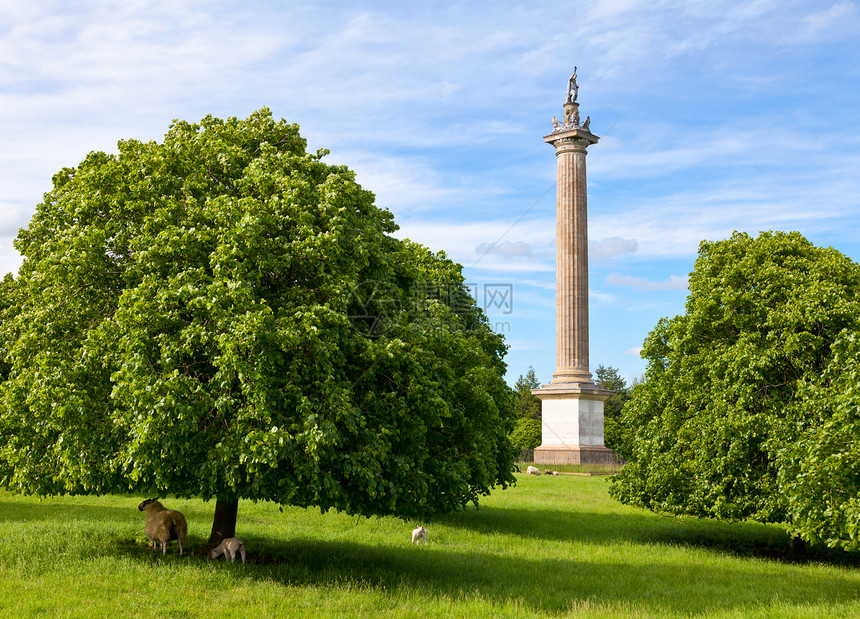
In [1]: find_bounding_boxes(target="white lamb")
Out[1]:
[211,537,246,565]
[526,465,541,475]
[411,525,427,545]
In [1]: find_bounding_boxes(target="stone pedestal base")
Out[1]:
[533,444,617,465]
[532,382,617,465]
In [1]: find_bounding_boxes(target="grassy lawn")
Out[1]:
[521,461,623,475]
[1,474,858,618]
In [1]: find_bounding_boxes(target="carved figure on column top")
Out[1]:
[568,106,580,127]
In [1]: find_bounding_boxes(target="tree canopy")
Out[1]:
[508,367,542,453]
[513,366,541,421]
[593,364,631,452]
[0,109,516,542]
[609,231,860,551]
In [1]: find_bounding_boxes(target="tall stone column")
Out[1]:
[532,70,615,466]
[550,113,596,384]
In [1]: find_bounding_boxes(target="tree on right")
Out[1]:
[609,230,860,551]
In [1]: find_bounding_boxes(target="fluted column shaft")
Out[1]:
[553,143,591,382]
[544,118,598,385]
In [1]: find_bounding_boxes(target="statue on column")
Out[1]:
[565,67,578,104]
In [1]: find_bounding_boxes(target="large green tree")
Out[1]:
[609,231,860,551]
[0,109,516,549]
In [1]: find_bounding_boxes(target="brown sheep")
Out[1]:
[137,498,188,556]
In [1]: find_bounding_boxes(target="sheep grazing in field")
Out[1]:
[137,498,188,557]
[411,525,427,545]
[526,466,541,476]
[211,537,246,565]
[552,471,559,476]
[544,469,553,476]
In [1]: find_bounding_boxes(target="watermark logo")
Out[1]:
[348,280,514,335]
[348,280,402,336]
[483,283,513,315]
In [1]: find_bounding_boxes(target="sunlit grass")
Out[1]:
[518,461,622,475]
[0,476,858,617]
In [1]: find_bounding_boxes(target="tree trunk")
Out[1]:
[197,498,239,556]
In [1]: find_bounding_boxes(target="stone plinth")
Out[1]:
[532,383,617,465]
[533,444,618,466]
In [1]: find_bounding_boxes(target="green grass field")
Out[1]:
[1,474,858,618]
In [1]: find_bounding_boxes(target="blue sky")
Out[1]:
[2,0,859,387]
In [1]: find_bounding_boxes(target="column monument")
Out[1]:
[533,68,616,465]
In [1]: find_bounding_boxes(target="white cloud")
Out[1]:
[586,0,645,21]
[517,278,556,291]
[590,236,638,260]
[806,1,855,23]
[606,272,689,291]
[0,2,282,110]
[0,238,23,278]
[625,346,644,357]
[590,120,823,181]
[590,290,620,304]
[804,1,859,37]
[589,148,860,259]
[0,200,32,275]
[0,202,32,237]
[475,240,533,258]
[395,219,554,273]
[332,151,455,213]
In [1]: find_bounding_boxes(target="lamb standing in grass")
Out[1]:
[137,498,188,557]
[211,537,246,565]
[411,525,427,545]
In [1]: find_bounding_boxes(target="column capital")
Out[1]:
[544,128,599,152]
